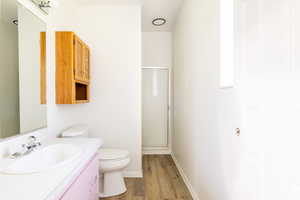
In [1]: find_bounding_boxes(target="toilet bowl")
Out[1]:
[60,125,130,198]
[98,149,130,198]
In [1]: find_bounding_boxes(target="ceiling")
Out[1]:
[1,0,183,32]
[141,0,182,32]
[74,0,183,32]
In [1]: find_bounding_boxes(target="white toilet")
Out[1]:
[61,125,130,198]
[98,149,130,197]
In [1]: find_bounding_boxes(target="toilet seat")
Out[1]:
[98,149,129,161]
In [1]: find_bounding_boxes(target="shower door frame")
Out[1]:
[142,66,172,155]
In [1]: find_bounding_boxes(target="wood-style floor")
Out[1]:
[101,155,193,200]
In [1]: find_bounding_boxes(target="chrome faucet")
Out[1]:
[22,136,41,153]
[10,136,42,159]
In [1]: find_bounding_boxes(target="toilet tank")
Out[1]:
[61,125,89,138]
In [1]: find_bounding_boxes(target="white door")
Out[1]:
[142,68,169,148]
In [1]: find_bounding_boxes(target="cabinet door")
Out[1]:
[83,45,90,82]
[60,156,99,200]
[74,36,85,82]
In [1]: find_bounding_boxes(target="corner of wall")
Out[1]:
[171,153,200,200]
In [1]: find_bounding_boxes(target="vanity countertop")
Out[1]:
[0,138,102,200]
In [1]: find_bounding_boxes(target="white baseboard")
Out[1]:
[123,170,143,178]
[142,147,171,155]
[171,154,200,200]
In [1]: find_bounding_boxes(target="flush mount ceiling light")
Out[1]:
[152,18,166,26]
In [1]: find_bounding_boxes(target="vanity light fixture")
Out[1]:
[38,1,50,8]
[152,18,167,26]
[31,0,59,14]
[38,0,59,8]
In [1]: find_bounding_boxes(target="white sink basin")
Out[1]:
[0,144,82,174]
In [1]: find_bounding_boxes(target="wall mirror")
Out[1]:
[0,0,47,139]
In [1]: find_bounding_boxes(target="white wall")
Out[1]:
[172,0,242,199]
[48,2,142,176]
[173,0,300,200]
[142,32,172,67]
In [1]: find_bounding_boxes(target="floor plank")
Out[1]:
[101,155,192,200]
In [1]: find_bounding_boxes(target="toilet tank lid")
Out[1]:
[61,125,89,137]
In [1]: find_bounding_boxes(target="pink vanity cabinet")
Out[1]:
[59,155,99,200]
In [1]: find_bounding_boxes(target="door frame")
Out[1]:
[141,66,172,155]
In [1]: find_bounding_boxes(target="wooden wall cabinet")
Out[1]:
[56,32,90,104]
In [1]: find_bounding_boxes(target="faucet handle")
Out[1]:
[25,136,41,149]
[22,143,30,151]
[28,136,38,145]
[29,136,37,142]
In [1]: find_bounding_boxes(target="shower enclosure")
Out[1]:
[142,67,171,153]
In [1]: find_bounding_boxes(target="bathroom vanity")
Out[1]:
[0,138,102,200]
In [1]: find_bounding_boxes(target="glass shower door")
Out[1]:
[142,68,169,148]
